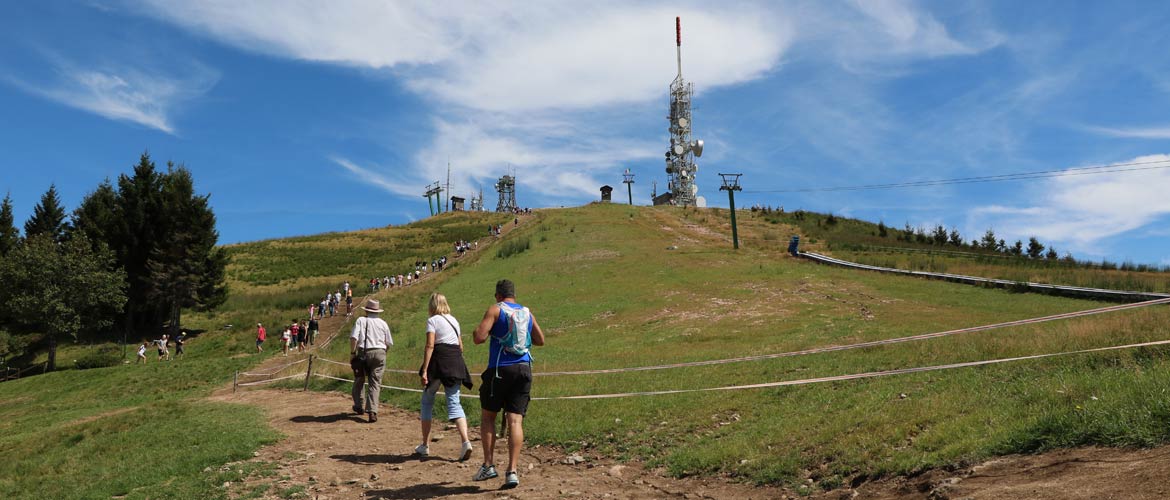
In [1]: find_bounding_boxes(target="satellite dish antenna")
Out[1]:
[673,144,684,155]
[680,169,688,178]
[678,117,688,128]
[691,184,699,195]
[695,196,707,207]
[691,139,704,157]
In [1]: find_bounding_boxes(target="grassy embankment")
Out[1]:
[0,212,509,500]
[308,203,1170,491]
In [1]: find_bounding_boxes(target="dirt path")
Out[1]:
[210,388,784,500]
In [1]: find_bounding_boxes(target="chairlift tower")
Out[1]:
[664,16,704,207]
[495,175,516,213]
[622,169,635,205]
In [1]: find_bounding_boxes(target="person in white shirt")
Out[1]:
[350,299,394,422]
[415,293,474,461]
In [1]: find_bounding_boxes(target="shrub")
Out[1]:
[74,345,123,370]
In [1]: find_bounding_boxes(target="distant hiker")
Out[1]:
[174,331,186,359]
[350,299,393,423]
[471,279,545,489]
[255,323,266,353]
[136,342,147,364]
[415,293,474,461]
[297,320,308,352]
[281,327,291,356]
[308,317,319,345]
[155,335,170,361]
[308,303,316,321]
[345,291,353,317]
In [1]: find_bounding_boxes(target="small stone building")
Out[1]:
[450,196,465,211]
[600,185,613,202]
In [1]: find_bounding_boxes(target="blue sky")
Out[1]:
[2,1,1170,265]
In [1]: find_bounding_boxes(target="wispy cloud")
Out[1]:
[970,154,1170,256]
[6,55,218,134]
[1085,125,1170,140]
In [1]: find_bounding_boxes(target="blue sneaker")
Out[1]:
[472,464,498,481]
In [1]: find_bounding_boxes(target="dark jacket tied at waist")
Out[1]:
[420,343,473,390]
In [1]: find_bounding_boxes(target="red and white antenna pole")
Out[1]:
[675,16,683,78]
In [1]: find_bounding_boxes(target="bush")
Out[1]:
[74,345,123,370]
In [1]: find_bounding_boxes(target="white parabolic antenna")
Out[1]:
[695,196,707,207]
[673,144,684,155]
[691,183,698,195]
[678,117,688,128]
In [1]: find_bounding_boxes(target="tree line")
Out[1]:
[0,152,227,371]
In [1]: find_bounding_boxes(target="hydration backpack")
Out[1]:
[497,302,532,356]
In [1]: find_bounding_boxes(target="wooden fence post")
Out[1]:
[233,370,238,393]
[303,355,314,391]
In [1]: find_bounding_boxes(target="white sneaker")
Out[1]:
[459,441,473,462]
[414,444,429,457]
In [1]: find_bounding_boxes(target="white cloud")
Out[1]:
[7,57,218,134]
[133,1,790,112]
[1085,125,1170,140]
[970,154,1170,255]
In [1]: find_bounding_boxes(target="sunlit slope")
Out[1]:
[360,203,1170,486]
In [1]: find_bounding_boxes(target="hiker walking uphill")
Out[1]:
[471,279,545,489]
[350,299,393,423]
[415,293,474,462]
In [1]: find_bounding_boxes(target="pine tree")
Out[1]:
[981,229,998,250]
[0,193,18,256]
[948,227,963,247]
[1010,240,1024,256]
[71,180,119,249]
[23,184,68,243]
[146,163,228,336]
[1026,237,1045,259]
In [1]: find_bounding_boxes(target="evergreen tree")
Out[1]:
[1010,240,1024,256]
[0,234,126,371]
[146,163,228,336]
[997,239,1007,253]
[877,221,888,238]
[0,193,18,256]
[932,225,948,245]
[71,180,119,249]
[1045,247,1059,260]
[78,153,229,336]
[1026,237,1045,259]
[948,227,963,247]
[981,229,998,250]
[23,184,68,243]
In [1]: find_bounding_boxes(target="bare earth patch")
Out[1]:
[211,388,785,499]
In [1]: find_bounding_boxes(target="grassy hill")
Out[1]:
[4,204,1170,497]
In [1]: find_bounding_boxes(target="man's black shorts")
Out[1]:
[479,363,532,416]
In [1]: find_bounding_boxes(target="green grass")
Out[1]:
[310,204,1170,487]
[0,212,508,500]
[8,204,1170,495]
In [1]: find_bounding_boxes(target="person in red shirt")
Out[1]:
[255,323,266,353]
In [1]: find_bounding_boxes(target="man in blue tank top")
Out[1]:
[471,279,545,489]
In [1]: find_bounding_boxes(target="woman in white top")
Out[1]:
[416,293,474,461]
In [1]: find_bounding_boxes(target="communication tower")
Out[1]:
[495,174,516,212]
[662,16,705,207]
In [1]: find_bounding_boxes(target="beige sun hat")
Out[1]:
[363,299,384,313]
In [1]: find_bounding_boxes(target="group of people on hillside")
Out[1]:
[136,332,186,363]
[348,279,544,490]
[310,285,352,320]
[254,318,319,355]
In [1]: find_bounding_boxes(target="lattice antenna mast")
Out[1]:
[495,173,516,212]
[664,16,704,207]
